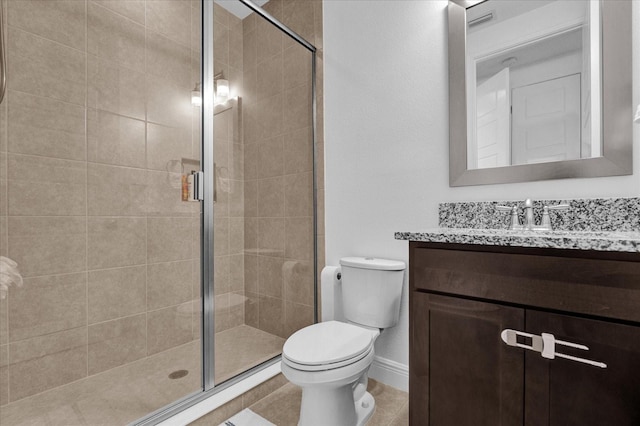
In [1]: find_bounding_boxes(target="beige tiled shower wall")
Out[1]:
[239,0,324,339]
[212,5,245,333]
[0,0,202,405]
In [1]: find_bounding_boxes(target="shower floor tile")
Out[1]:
[0,325,284,425]
[215,325,285,383]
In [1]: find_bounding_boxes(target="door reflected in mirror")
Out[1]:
[466,0,601,170]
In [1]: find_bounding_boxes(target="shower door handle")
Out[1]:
[192,171,204,202]
[212,163,217,203]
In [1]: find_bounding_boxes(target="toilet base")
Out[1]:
[297,387,375,426]
[354,391,376,426]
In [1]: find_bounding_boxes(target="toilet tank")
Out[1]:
[339,257,406,329]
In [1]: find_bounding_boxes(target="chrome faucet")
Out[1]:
[496,199,570,231]
[523,198,535,230]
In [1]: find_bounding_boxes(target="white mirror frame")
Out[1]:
[449,0,632,187]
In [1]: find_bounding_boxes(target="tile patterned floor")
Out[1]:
[247,379,408,426]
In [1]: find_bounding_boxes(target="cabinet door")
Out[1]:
[525,311,640,426]
[411,293,524,426]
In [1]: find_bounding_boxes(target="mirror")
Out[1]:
[448,0,632,186]
[468,1,600,169]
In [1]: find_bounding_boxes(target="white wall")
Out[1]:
[323,0,640,380]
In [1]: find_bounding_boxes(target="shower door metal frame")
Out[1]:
[133,0,318,424]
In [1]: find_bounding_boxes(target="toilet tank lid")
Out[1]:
[340,257,406,271]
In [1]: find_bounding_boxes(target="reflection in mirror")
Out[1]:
[466,0,601,170]
[448,0,632,187]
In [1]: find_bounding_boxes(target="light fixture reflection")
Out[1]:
[191,83,201,106]
[216,78,229,104]
[192,73,233,107]
[634,104,640,124]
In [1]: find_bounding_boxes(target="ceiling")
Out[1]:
[467,1,557,33]
[476,26,583,81]
[214,0,269,20]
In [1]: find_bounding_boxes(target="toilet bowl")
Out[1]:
[282,321,380,426]
[281,256,406,426]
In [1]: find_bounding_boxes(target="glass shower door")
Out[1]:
[210,0,317,385]
[0,0,319,423]
[0,0,203,423]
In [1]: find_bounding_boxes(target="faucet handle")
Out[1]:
[495,205,514,212]
[496,205,520,230]
[547,203,570,211]
[540,204,570,230]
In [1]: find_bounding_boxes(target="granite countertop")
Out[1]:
[394,228,640,253]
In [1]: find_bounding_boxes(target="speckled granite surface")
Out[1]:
[395,228,640,253]
[438,198,640,231]
[396,198,640,253]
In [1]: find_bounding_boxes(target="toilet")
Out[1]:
[281,257,406,426]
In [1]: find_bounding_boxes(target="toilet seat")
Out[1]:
[284,345,374,372]
[283,321,376,371]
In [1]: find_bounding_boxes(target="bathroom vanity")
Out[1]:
[398,203,640,425]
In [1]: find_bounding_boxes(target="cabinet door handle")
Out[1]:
[501,329,607,369]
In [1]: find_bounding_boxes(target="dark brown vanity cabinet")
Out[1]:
[409,242,640,426]
[412,293,525,425]
[525,311,640,426]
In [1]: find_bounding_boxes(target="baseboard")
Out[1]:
[368,356,408,392]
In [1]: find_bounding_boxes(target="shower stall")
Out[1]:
[0,0,319,424]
